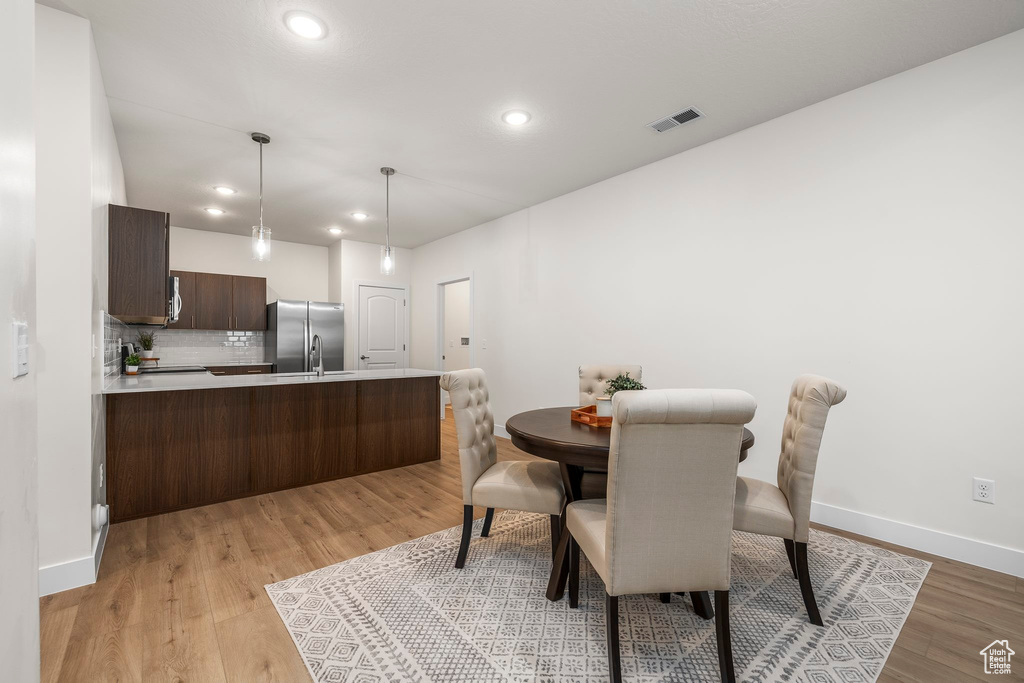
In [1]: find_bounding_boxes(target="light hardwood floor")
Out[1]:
[40,408,1024,682]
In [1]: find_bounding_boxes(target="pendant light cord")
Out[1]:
[385,172,390,252]
[259,142,264,231]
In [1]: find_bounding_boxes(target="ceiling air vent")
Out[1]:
[647,107,703,133]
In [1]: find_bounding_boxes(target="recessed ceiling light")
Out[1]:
[214,186,237,195]
[502,110,531,126]
[350,211,368,220]
[204,208,225,215]
[284,11,327,40]
[328,227,343,235]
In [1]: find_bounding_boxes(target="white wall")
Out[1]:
[411,30,1024,572]
[89,15,125,556]
[170,226,329,303]
[336,239,412,370]
[0,0,40,677]
[35,5,125,592]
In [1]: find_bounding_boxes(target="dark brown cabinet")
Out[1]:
[251,382,359,491]
[231,275,267,330]
[106,376,441,521]
[171,270,266,331]
[108,204,170,323]
[194,273,233,330]
[166,270,196,330]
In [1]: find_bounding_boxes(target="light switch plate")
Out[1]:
[11,320,29,378]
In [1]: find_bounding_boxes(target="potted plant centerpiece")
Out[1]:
[136,331,156,359]
[124,353,141,375]
[598,372,646,416]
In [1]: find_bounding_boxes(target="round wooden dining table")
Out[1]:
[505,406,755,602]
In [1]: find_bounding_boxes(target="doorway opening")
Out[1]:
[435,275,474,413]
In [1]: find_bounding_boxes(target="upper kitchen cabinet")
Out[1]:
[186,271,267,331]
[108,204,170,323]
[231,275,267,331]
[194,273,233,330]
[166,270,195,330]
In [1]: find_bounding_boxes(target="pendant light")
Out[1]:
[380,166,396,275]
[251,132,272,262]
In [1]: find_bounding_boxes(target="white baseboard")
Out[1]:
[811,501,1023,578]
[495,423,510,440]
[38,521,108,596]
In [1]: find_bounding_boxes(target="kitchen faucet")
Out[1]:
[309,334,324,377]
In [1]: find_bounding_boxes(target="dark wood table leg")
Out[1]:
[546,463,583,601]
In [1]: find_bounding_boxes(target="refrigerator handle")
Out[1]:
[303,318,310,372]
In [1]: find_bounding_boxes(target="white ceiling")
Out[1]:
[41,0,1024,248]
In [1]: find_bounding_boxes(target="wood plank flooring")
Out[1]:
[40,408,1023,682]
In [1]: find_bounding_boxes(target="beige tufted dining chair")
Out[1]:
[566,388,757,683]
[439,369,566,569]
[578,364,643,406]
[733,374,847,626]
[578,365,642,498]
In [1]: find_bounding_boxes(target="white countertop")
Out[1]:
[103,368,442,394]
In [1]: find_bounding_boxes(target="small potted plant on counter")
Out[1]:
[124,353,141,375]
[137,331,156,359]
[598,372,647,416]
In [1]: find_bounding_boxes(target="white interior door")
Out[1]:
[358,285,406,370]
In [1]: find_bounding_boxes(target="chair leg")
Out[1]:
[568,534,580,608]
[783,538,798,579]
[480,507,495,537]
[549,514,561,558]
[660,593,671,604]
[606,593,622,683]
[714,591,736,683]
[795,542,824,626]
[690,591,715,620]
[455,505,473,569]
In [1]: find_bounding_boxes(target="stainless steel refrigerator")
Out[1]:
[265,300,345,373]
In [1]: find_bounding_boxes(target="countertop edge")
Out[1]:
[103,369,443,395]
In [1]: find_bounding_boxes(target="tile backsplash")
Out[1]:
[103,313,132,380]
[151,329,265,365]
[103,312,265,372]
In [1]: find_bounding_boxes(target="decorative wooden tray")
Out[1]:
[570,404,612,428]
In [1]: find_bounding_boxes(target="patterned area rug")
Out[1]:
[266,511,929,682]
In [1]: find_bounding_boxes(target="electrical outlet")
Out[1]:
[973,477,995,504]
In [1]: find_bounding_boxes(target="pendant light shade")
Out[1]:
[251,132,272,262]
[380,166,396,275]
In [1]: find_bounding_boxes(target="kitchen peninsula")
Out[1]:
[103,369,441,521]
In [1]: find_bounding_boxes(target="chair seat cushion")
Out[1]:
[566,499,609,585]
[733,476,795,539]
[472,460,565,516]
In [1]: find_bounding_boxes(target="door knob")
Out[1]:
[360,355,370,360]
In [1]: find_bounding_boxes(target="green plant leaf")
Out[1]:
[604,372,646,396]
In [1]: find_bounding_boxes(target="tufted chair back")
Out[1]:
[776,375,847,543]
[605,389,756,595]
[439,369,498,505]
[578,365,643,406]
